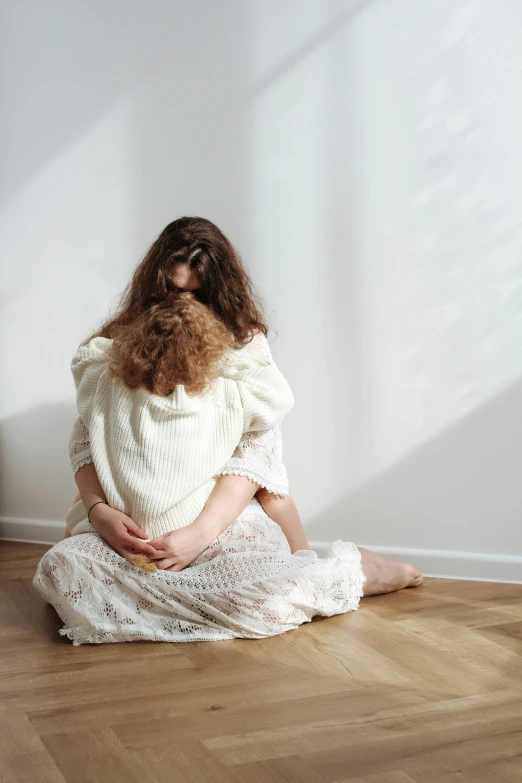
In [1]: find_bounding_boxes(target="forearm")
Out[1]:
[256,489,310,553]
[74,461,107,514]
[194,474,261,541]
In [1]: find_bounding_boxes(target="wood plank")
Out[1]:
[1,542,521,782]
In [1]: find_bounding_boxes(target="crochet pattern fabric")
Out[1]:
[33,515,365,645]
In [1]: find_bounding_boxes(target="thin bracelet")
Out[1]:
[87,499,108,522]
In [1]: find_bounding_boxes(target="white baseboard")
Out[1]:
[0,516,64,546]
[309,541,522,584]
[1,518,520,584]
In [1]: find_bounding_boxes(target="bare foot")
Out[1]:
[359,547,424,596]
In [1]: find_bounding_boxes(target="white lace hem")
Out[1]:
[33,514,365,646]
[71,455,93,475]
[218,466,290,497]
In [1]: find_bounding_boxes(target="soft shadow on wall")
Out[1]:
[307,378,522,582]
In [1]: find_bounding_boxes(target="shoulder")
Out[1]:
[72,336,114,366]
[239,330,273,361]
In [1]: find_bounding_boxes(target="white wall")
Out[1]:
[1,0,521,581]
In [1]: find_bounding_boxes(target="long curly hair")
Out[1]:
[81,217,269,396]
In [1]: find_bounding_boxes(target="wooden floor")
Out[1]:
[1,541,521,783]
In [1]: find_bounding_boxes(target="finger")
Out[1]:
[122,544,155,560]
[147,536,167,549]
[123,519,150,540]
[149,549,168,561]
[155,558,176,569]
[166,563,184,572]
[121,547,139,559]
[123,535,157,557]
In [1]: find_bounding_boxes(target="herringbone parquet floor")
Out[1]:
[1,540,521,782]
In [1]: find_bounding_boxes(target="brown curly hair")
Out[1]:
[81,217,270,396]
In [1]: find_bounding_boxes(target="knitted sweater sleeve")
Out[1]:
[220,339,294,433]
[68,337,110,477]
[69,415,93,476]
[217,332,290,497]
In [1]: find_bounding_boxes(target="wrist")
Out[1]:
[88,498,107,517]
[192,512,222,542]
[81,491,107,511]
[88,501,109,526]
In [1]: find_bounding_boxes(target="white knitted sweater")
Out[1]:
[65,335,294,539]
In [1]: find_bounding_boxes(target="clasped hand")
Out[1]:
[148,524,211,571]
[89,503,212,571]
[88,503,157,559]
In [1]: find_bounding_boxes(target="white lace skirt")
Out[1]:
[33,510,365,646]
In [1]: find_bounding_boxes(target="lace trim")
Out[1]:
[71,455,93,476]
[241,331,273,360]
[218,467,289,497]
[69,416,93,476]
[327,540,367,605]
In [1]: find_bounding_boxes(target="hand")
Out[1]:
[148,523,211,571]
[89,502,157,559]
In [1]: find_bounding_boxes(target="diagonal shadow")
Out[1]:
[305,377,522,557]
